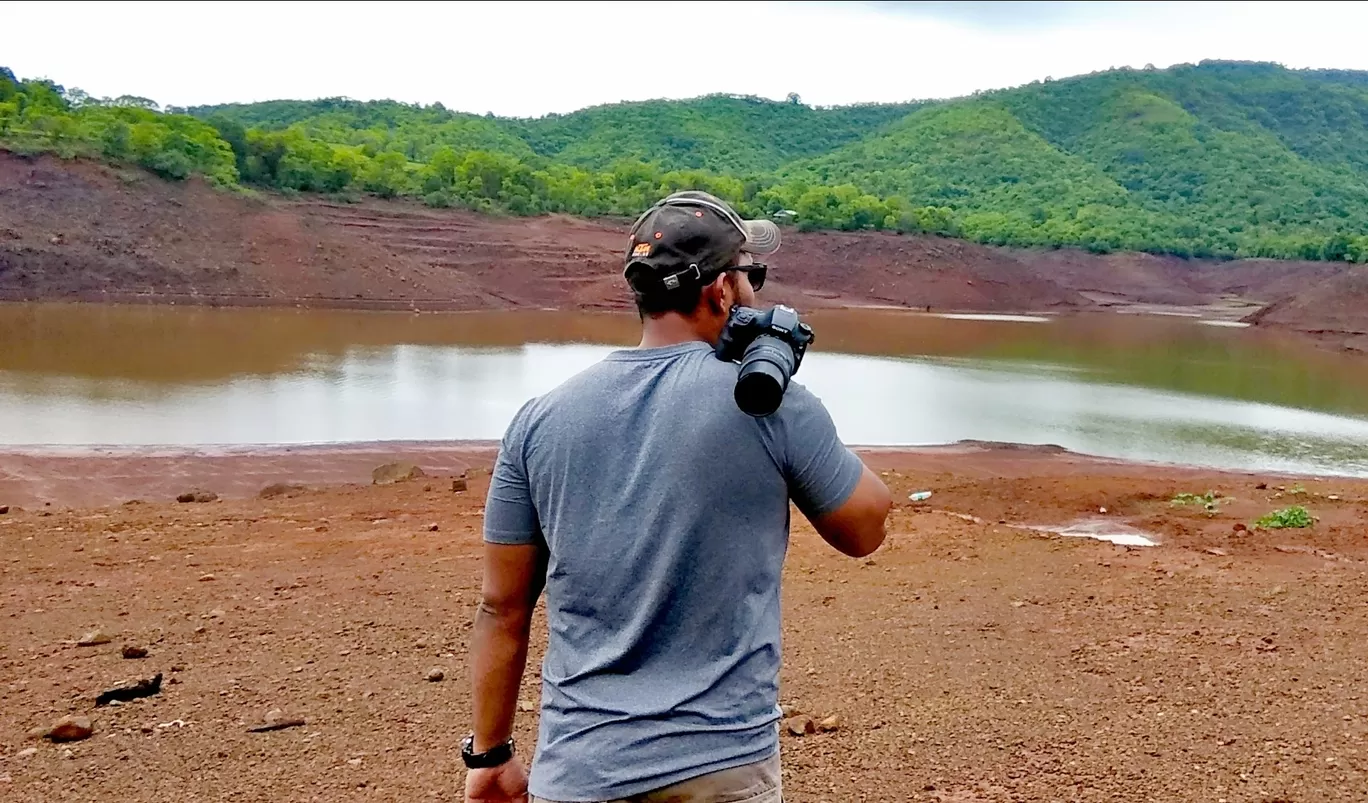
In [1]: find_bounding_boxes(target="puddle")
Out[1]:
[935,313,1052,323]
[1199,320,1253,328]
[1016,518,1159,547]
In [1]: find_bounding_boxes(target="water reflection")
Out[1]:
[1,303,1367,477]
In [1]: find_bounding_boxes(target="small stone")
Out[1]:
[784,716,816,737]
[451,478,468,492]
[0,505,9,515]
[96,673,163,707]
[176,490,218,504]
[347,758,363,766]
[1255,482,1268,490]
[77,629,112,647]
[61,749,74,760]
[1099,506,1108,514]
[426,668,445,683]
[1233,523,1248,533]
[1205,548,1229,557]
[818,715,843,733]
[199,573,216,582]
[518,699,535,712]
[17,747,38,758]
[209,609,226,618]
[779,704,799,718]
[44,715,94,742]
[371,462,426,485]
[121,644,148,659]
[1328,494,1341,501]
[194,626,206,634]
[258,482,307,500]
[427,523,440,532]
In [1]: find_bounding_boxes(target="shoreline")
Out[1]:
[0,438,1352,511]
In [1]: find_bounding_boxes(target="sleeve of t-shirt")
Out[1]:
[780,383,866,520]
[482,402,542,546]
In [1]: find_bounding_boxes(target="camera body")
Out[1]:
[714,304,815,417]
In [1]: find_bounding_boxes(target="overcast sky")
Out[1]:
[6,1,1368,118]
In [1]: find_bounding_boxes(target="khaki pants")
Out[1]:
[532,752,782,803]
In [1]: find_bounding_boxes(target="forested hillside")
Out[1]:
[4,61,1368,262]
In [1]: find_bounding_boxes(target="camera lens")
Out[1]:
[735,335,797,417]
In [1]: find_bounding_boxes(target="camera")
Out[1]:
[714,304,815,417]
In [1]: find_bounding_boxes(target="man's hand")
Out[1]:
[465,756,530,803]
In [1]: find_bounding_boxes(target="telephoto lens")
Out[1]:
[734,335,797,417]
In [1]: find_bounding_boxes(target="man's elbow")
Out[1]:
[475,597,536,633]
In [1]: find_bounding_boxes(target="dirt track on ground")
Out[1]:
[3,151,1364,342]
[2,445,1367,802]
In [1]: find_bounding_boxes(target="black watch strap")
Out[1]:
[461,734,515,769]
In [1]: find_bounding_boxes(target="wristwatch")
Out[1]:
[461,734,515,769]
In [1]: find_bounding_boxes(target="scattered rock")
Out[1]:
[61,749,74,760]
[176,490,218,504]
[347,757,363,766]
[427,523,440,532]
[1205,547,1229,557]
[16,747,38,758]
[0,504,8,515]
[451,477,468,492]
[1233,523,1248,533]
[779,704,799,718]
[198,573,216,582]
[818,715,843,733]
[258,482,308,500]
[372,462,426,485]
[42,715,93,742]
[121,644,148,659]
[1255,482,1268,490]
[96,672,163,707]
[784,716,816,737]
[77,629,112,647]
[518,699,536,712]
[426,668,445,683]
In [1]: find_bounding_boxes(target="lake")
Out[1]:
[2,303,1367,478]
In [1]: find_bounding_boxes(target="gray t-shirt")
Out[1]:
[483,340,864,802]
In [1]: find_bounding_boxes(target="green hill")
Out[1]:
[5,60,1368,262]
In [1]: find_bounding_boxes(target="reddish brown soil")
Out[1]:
[2,444,1367,801]
[1252,266,1368,337]
[5,150,1365,342]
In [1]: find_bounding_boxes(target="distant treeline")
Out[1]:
[5,61,1368,263]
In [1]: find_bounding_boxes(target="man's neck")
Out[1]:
[638,314,711,349]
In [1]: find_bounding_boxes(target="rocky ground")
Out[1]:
[2,444,1367,802]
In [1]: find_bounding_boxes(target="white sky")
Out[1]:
[6,0,1368,118]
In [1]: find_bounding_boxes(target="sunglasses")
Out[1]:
[732,262,767,292]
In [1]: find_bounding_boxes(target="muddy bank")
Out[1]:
[3,151,1365,340]
[2,446,1366,801]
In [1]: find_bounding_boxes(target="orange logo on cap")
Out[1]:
[632,242,652,257]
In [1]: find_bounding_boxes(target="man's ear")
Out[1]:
[704,272,730,315]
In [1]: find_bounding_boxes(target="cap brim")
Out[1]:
[741,219,781,256]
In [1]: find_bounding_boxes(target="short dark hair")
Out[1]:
[634,282,706,318]
[632,253,747,319]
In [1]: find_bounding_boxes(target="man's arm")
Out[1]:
[781,386,892,558]
[470,541,547,752]
[809,462,891,558]
[472,402,546,754]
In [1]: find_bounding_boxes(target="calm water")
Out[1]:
[2,303,1367,477]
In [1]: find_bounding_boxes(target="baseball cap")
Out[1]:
[623,190,781,296]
